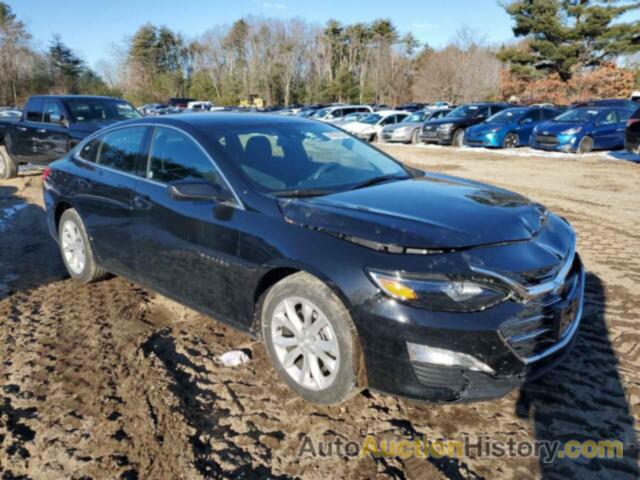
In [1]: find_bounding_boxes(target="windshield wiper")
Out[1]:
[273,188,334,198]
[351,174,409,190]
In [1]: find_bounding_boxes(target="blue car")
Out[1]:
[464,106,562,149]
[530,106,634,154]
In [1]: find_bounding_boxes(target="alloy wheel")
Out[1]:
[61,220,86,275]
[504,133,518,149]
[271,296,340,391]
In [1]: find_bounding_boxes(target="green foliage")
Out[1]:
[500,0,640,80]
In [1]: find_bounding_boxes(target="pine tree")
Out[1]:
[49,35,84,93]
[499,0,640,81]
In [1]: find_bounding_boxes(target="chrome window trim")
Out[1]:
[73,122,245,210]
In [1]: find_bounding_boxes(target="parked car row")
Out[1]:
[369,99,638,155]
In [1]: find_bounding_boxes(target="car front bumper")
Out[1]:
[381,129,413,143]
[530,133,578,152]
[353,255,585,403]
[464,131,503,148]
[420,127,455,145]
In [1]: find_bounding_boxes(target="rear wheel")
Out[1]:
[0,146,18,180]
[502,132,518,149]
[261,272,360,405]
[576,136,593,154]
[58,209,109,283]
[452,129,465,147]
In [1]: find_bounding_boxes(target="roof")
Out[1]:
[124,112,315,130]
[29,95,125,101]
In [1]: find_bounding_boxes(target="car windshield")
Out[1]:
[359,114,382,124]
[403,112,425,123]
[66,99,141,123]
[312,108,332,118]
[208,121,410,194]
[343,113,362,122]
[446,105,480,118]
[487,108,527,124]
[555,108,600,123]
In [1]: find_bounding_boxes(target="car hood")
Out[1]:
[343,122,375,133]
[535,121,585,135]
[467,122,508,135]
[383,122,421,132]
[424,117,468,127]
[278,173,549,250]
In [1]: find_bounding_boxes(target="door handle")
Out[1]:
[17,126,27,132]
[133,195,152,210]
[37,129,47,133]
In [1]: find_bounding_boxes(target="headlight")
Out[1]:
[368,270,509,312]
[561,127,581,135]
[487,128,500,134]
[438,123,454,131]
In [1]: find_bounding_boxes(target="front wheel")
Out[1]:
[58,209,109,283]
[576,136,593,154]
[0,146,18,180]
[502,132,519,149]
[261,272,361,405]
[452,129,465,147]
[411,129,420,144]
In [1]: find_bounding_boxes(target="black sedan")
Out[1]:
[43,113,584,404]
[421,102,512,146]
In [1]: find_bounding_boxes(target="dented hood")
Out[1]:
[278,173,548,250]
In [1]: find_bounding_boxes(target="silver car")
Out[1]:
[380,109,451,144]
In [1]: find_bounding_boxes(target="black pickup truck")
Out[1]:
[0,95,140,179]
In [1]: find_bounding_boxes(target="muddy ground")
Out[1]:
[0,146,639,479]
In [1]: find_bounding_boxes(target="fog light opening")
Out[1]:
[407,342,495,374]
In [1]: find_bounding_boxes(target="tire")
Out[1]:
[0,146,18,180]
[58,208,109,283]
[576,136,593,154]
[261,272,360,405]
[452,129,465,147]
[502,132,518,149]
[370,133,378,143]
[411,129,420,144]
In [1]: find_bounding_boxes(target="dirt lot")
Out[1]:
[1,146,639,479]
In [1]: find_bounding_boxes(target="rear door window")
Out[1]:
[24,97,44,122]
[97,127,147,174]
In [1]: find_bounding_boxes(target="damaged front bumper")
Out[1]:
[355,261,584,403]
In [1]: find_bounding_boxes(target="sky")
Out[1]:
[8,0,519,67]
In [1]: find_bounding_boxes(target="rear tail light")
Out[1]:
[628,118,640,127]
[42,167,51,181]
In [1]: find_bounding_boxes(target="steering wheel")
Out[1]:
[309,162,341,181]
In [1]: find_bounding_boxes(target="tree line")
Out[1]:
[0,1,638,108]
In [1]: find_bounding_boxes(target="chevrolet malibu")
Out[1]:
[43,114,584,404]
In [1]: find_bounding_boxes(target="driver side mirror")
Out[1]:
[168,180,233,203]
[50,113,66,126]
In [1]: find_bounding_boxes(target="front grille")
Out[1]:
[499,259,583,362]
[536,134,558,146]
